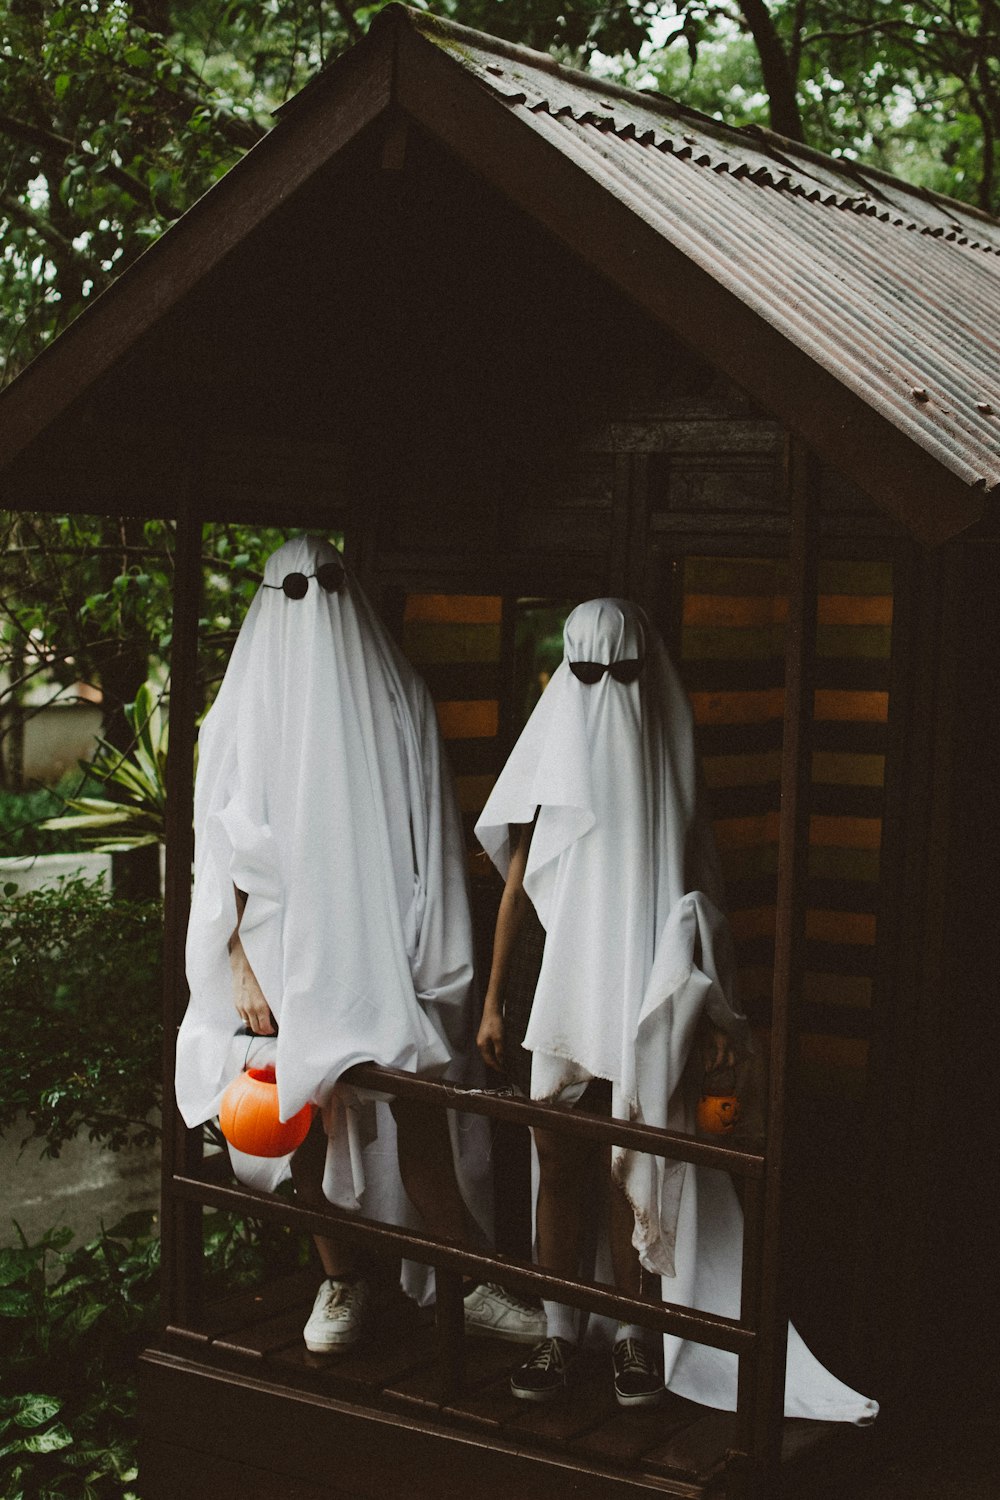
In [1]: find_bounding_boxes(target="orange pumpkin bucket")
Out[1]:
[696,1091,742,1134]
[696,1062,742,1135]
[219,1065,313,1157]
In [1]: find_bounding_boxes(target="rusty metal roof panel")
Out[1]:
[419,14,1000,497]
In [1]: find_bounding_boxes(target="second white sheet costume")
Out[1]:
[176,537,491,1291]
[476,598,876,1423]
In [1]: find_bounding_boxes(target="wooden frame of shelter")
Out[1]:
[2,7,998,1496]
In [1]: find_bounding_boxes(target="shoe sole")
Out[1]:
[465,1319,547,1345]
[304,1332,364,1354]
[509,1380,566,1403]
[615,1387,664,1408]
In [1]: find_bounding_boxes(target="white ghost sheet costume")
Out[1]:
[475,599,876,1423]
[176,537,491,1296]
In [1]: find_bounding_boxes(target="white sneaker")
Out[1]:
[463,1282,546,1344]
[303,1276,370,1354]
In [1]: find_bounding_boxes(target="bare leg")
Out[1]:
[290,1110,357,1278]
[390,1097,479,1244]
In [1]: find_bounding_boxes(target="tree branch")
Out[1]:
[0,193,105,281]
[0,111,182,219]
[735,0,804,140]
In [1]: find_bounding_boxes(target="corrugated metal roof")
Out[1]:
[417,12,1000,499]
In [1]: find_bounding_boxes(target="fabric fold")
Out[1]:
[177,537,492,1279]
[476,597,876,1423]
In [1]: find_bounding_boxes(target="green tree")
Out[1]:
[630,0,1000,209]
[2,0,995,400]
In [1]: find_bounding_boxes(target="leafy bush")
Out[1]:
[0,877,162,1156]
[0,1216,155,1500]
[0,1208,312,1500]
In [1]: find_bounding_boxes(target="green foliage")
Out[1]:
[42,682,169,851]
[0,876,162,1156]
[0,1216,154,1500]
[622,0,1000,210]
[0,514,294,799]
[1,0,995,400]
[0,1208,311,1499]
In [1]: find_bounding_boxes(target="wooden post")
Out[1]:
[160,494,204,1329]
[434,1266,467,1397]
[749,434,820,1486]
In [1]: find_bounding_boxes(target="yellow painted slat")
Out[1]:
[435,700,499,740]
[812,751,885,788]
[684,595,787,627]
[813,689,889,723]
[809,815,883,850]
[691,688,786,725]
[805,909,877,946]
[731,909,877,945]
[404,594,503,624]
[714,810,781,849]
[735,969,873,1009]
[703,750,782,788]
[730,907,776,940]
[817,594,893,626]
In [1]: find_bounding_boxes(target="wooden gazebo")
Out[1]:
[2,8,999,1495]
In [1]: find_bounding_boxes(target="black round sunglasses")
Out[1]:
[261,560,345,599]
[569,658,644,685]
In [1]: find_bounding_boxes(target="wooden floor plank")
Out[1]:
[194,1267,319,1339]
[273,1319,439,1402]
[501,1352,619,1449]
[576,1394,700,1468]
[642,1408,738,1483]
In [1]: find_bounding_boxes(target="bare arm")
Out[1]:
[228,885,277,1035]
[477,821,534,1072]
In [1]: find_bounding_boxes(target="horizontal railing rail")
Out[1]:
[172,1157,756,1353]
[343,1063,766,1175]
[168,1062,766,1373]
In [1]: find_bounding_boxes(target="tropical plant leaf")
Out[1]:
[11,1394,63,1430]
[0,1288,35,1317]
[21,1421,74,1453]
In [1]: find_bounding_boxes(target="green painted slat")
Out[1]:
[402,622,502,664]
[807,846,881,882]
[816,625,892,660]
[817,559,893,594]
[683,556,788,594]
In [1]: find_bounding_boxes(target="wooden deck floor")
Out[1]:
[138,1270,847,1499]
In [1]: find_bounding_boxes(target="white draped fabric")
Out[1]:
[177,537,491,1278]
[476,598,876,1423]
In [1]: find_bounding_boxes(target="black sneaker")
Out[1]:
[509,1336,576,1402]
[612,1337,663,1408]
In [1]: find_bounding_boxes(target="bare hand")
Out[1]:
[701,1024,735,1074]
[477,1006,505,1072]
[230,939,276,1035]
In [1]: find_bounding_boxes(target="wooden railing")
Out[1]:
[167,1064,768,1474]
